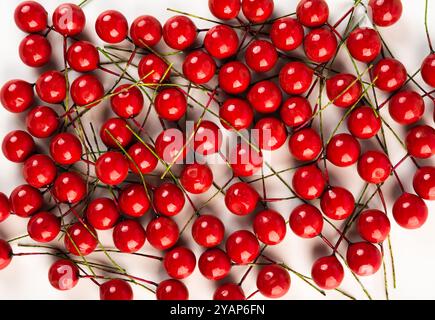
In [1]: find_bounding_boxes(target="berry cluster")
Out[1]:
[0,0,434,300]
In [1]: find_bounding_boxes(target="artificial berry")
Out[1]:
[204,25,239,59]
[219,61,251,94]
[270,17,304,51]
[392,193,428,229]
[111,84,144,118]
[296,0,329,27]
[118,184,150,218]
[1,79,34,113]
[326,133,361,167]
[146,216,179,250]
[153,182,185,216]
[347,106,381,139]
[229,143,263,177]
[66,41,100,72]
[2,130,35,163]
[292,165,326,200]
[183,50,216,85]
[357,150,392,184]
[113,219,146,253]
[311,255,344,290]
[164,247,196,279]
[9,184,43,218]
[357,209,391,243]
[388,90,425,125]
[372,58,407,92]
[413,166,435,200]
[154,88,187,121]
[346,242,382,276]
[27,211,60,243]
[35,70,66,104]
[138,54,170,83]
[192,215,225,248]
[290,204,323,238]
[100,279,133,300]
[48,259,79,290]
[213,283,246,300]
[326,74,362,108]
[52,3,86,36]
[253,209,286,245]
[198,248,232,280]
[193,120,222,155]
[26,106,59,138]
[279,62,313,95]
[64,222,98,256]
[180,163,213,194]
[421,54,435,88]
[256,264,290,298]
[163,16,197,50]
[95,10,128,44]
[406,125,435,159]
[241,0,274,23]
[95,151,129,186]
[49,132,83,165]
[346,27,382,62]
[14,1,48,33]
[220,98,254,130]
[157,279,189,300]
[245,40,278,73]
[0,193,10,223]
[155,128,189,163]
[0,240,12,270]
[130,15,162,47]
[288,127,322,161]
[70,74,104,108]
[225,182,259,216]
[247,80,282,114]
[304,27,337,63]
[320,187,355,220]
[23,154,57,188]
[53,172,87,204]
[369,0,403,27]
[254,117,287,151]
[208,0,241,20]
[127,143,158,175]
[19,34,51,68]
[225,230,260,264]
[280,96,313,127]
[100,117,133,149]
[86,197,120,230]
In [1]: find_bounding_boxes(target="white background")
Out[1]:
[0,0,434,300]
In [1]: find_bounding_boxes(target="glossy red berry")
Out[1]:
[100,279,133,300]
[254,117,287,151]
[388,90,425,125]
[183,50,216,85]
[326,133,361,167]
[372,58,407,92]
[245,40,278,73]
[320,187,355,220]
[127,143,158,174]
[50,132,82,165]
[214,283,246,300]
[357,209,390,243]
[289,128,322,161]
[247,80,282,114]
[290,204,323,238]
[146,216,179,250]
[19,34,51,68]
[1,79,34,113]
[270,17,304,51]
[26,106,59,138]
[406,125,435,159]
[2,130,35,163]
[204,25,239,59]
[219,61,251,94]
[292,165,326,200]
[326,74,362,108]
[95,10,128,44]
[229,143,263,177]
[220,98,254,130]
[9,184,43,218]
[358,150,392,184]
[311,255,344,290]
[23,154,57,188]
[304,28,337,63]
[346,242,382,276]
[53,172,87,204]
[163,16,197,50]
[296,0,329,27]
[421,54,435,88]
[130,15,162,47]
[118,184,150,218]
[0,193,11,223]
[95,151,129,186]
[48,259,79,290]
[413,166,435,200]
[198,248,231,280]
[153,182,185,216]
[156,279,189,300]
[280,97,312,127]
[225,230,259,264]
[253,209,286,245]
[209,0,241,20]
[36,70,66,104]
[86,197,120,230]
[71,74,104,108]
[66,41,99,72]
[113,219,146,253]
[241,0,274,23]
[100,117,133,149]
[111,84,144,118]
[346,27,382,62]
[64,222,98,256]
[392,193,428,229]
[256,264,290,298]
[369,0,403,27]
[155,88,187,121]
[347,106,381,139]
[52,3,86,36]
[180,163,213,194]
[14,1,48,33]
[0,240,12,270]
[225,182,259,216]
[164,247,196,279]
[192,215,225,248]
[193,120,222,155]
[155,128,189,163]
[279,62,313,95]
[138,54,171,84]
[27,211,60,243]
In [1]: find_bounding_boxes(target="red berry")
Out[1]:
[388,90,425,125]
[138,54,171,84]
[183,50,216,85]
[100,117,133,149]
[100,279,133,300]
[157,279,189,300]
[19,34,51,68]
[193,120,222,155]
[392,193,428,229]
[280,96,313,127]
[242,0,274,23]
[406,125,435,159]
[247,80,282,114]
[219,61,251,94]
[357,209,391,243]
[225,230,259,264]
[36,70,66,104]
[23,154,57,188]
[296,0,329,27]
[113,219,146,253]
[421,54,435,88]
[9,184,43,218]
[14,1,48,33]
[245,40,278,73]
[0,240,12,270]
[214,283,246,300]
[270,17,304,51]
[304,27,337,63]
[130,15,162,47]
[279,62,313,95]
[1,79,34,113]
[50,132,82,165]
[146,216,179,250]
[154,88,187,121]
[357,150,392,184]
[256,264,290,298]
[86,197,120,230]
[53,172,87,204]
[66,41,99,72]
[52,3,86,36]
[64,222,98,256]
[27,211,60,243]
[164,247,196,279]
[288,128,322,161]
[290,204,323,238]
[2,130,35,163]
[292,165,326,200]
[413,166,435,200]
[320,186,355,220]
[127,143,158,175]
[153,182,185,216]
[369,0,403,27]
[346,242,382,276]
[220,98,254,130]
[346,27,381,62]
[71,74,104,108]
[95,151,129,186]
[326,74,362,108]
[225,182,259,216]
[163,16,197,50]
[26,106,59,138]
[180,163,213,194]
[192,215,225,248]
[209,0,241,20]
[155,128,189,163]
[253,209,286,245]
[347,106,381,139]
[0,193,11,223]
[95,10,128,44]
[229,142,263,177]
[326,133,361,167]
[311,255,344,290]
[118,184,150,218]
[254,117,287,151]
[48,259,79,290]
[198,248,231,280]
[204,25,239,59]
[372,58,407,92]
[111,84,144,118]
